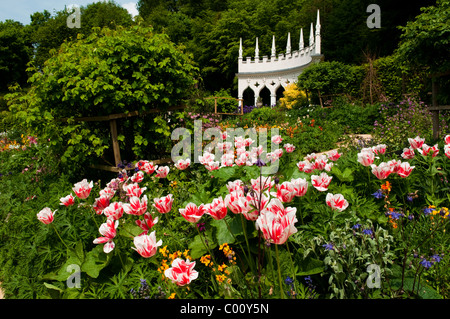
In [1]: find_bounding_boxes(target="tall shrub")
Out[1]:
[7,24,198,169]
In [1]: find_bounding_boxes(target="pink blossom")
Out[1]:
[164,258,198,286]
[135,212,158,235]
[153,194,174,214]
[311,172,332,192]
[155,166,170,178]
[73,179,93,199]
[132,231,162,258]
[37,207,56,224]
[326,193,349,212]
[60,194,75,207]
[93,219,118,253]
[179,202,205,223]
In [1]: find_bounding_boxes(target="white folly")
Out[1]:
[237,10,324,107]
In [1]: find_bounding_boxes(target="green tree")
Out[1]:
[7,24,198,171]
[29,1,133,70]
[0,20,32,92]
[396,0,450,75]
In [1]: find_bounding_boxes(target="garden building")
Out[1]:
[237,10,324,107]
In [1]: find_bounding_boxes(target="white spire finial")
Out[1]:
[255,37,259,60]
[239,37,243,59]
[315,9,321,54]
[271,35,276,57]
[286,32,291,54]
[309,23,314,47]
[316,9,321,35]
[299,28,304,50]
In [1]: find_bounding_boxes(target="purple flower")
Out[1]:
[323,243,334,251]
[371,189,384,199]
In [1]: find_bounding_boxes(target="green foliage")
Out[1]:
[0,20,32,91]
[6,24,198,168]
[396,0,450,75]
[297,61,364,99]
[373,98,448,150]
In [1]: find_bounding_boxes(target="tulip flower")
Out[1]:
[103,201,124,220]
[136,160,157,174]
[73,179,93,199]
[175,158,191,170]
[370,162,392,180]
[272,181,296,203]
[401,147,415,159]
[99,186,116,200]
[123,183,147,198]
[357,150,375,167]
[255,199,297,245]
[204,196,228,220]
[93,195,111,214]
[396,162,415,178]
[271,135,283,145]
[37,207,56,224]
[283,143,295,153]
[132,231,162,258]
[408,136,425,150]
[225,191,245,214]
[327,150,341,161]
[445,135,450,145]
[372,144,387,155]
[123,195,148,216]
[130,170,145,183]
[445,144,450,159]
[93,219,118,253]
[60,194,75,207]
[205,161,220,171]
[135,212,158,235]
[418,144,439,157]
[311,172,332,192]
[155,166,170,178]
[326,193,349,212]
[179,202,205,223]
[153,194,174,214]
[251,176,275,192]
[291,177,308,197]
[164,258,199,286]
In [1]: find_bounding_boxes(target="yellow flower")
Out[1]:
[159,245,168,257]
[168,293,176,299]
[218,263,227,272]
[216,274,226,283]
[200,255,213,267]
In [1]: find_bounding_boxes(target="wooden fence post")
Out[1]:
[109,119,121,167]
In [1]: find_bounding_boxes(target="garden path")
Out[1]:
[316,134,373,156]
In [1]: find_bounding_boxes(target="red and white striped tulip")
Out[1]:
[164,258,198,286]
[179,202,205,223]
[326,193,349,212]
[153,194,174,214]
[93,219,118,253]
[73,179,93,199]
[37,207,56,224]
[60,194,75,207]
[311,172,333,192]
[132,231,162,258]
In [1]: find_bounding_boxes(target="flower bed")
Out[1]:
[17,129,450,299]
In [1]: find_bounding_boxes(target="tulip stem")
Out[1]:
[274,244,286,299]
[51,223,70,250]
[240,214,256,274]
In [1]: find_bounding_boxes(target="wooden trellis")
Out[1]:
[429,71,450,140]
[58,105,185,172]
[205,97,244,115]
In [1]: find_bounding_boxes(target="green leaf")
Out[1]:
[81,245,111,278]
[296,255,325,276]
